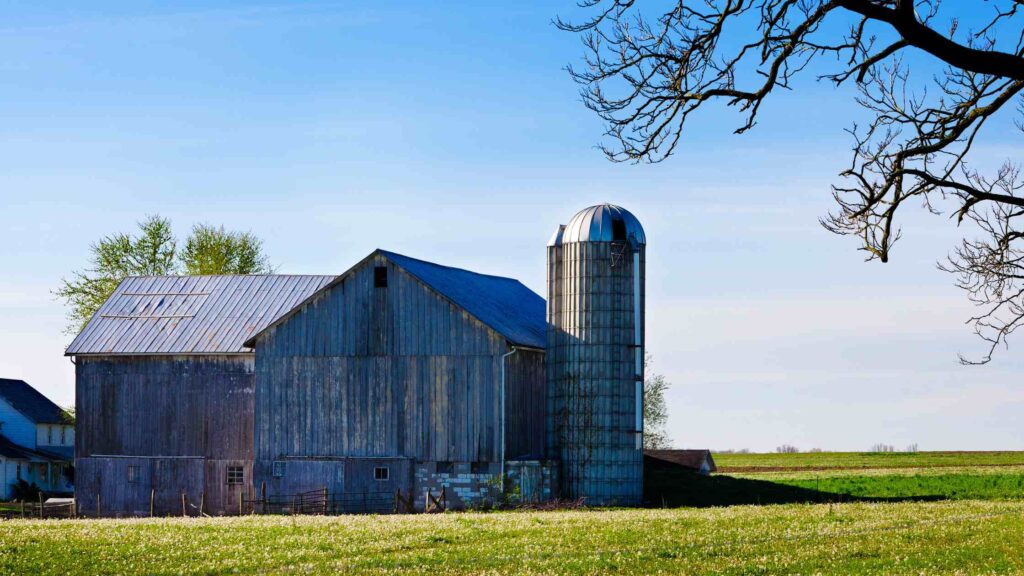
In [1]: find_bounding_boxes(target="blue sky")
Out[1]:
[1,1,1022,451]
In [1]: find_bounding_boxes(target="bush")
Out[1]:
[11,479,42,502]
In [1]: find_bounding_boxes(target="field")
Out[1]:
[1,501,1022,575]
[2,451,1023,575]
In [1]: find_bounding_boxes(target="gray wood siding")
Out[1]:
[255,255,515,467]
[75,355,254,515]
[506,349,546,459]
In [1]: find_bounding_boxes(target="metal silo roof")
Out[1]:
[64,274,335,356]
[560,203,646,245]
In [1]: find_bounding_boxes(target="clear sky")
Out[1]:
[1,1,1021,452]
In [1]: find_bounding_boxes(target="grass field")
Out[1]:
[713,450,1024,471]
[1,501,1023,575]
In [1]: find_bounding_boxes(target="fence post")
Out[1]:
[150,489,155,517]
[322,487,328,515]
[181,492,187,517]
[260,482,266,515]
[239,490,244,516]
[20,500,25,518]
[96,493,101,518]
[441,487,446,512]
[199,491,205,516]
[38,492,43,519]
[71,498,76,518]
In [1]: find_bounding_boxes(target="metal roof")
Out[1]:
[65,275,335,356]
[558,203,646,245]
[381,251,547,349]
[0,378,67,424]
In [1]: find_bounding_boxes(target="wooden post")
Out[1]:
[322,487,328,515]
[38,492,43,519]
[20,500,25,518]
[71,498,76,518]
[260,482,266,514]
[181,492,187,517]
[150,489,155,517]
[238,490,244,516]
[394,489,400,513]
[96,493,101,518]
[199,491,205,516]
[441,487,446,512]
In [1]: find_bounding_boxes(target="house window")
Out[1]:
[60,427,66,445]
[471,462,489,475]
[127,465,140,484]
[47,425,53,445]
[374,466,389,481]
[15,464,21,480]
[227,466,244,486]
[374,266,388,288]
[272,461,286,478]
[435,461,453,475]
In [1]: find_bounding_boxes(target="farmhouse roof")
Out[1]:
[243,249,547,350]
[65,275,335,356]
[0,378,67,424]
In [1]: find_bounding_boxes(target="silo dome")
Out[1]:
[560,203,646,245]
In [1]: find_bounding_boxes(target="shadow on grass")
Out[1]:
[643,461,947,508]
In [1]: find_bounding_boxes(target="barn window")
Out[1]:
[272,461,286,478]
[471,462,489,475]
[435,461,453,475]
[227,466,244,486]
[374,466,389,481]
[127,465,140,484]
[374,266,388,288]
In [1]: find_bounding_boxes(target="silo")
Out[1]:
[547,203,646,505]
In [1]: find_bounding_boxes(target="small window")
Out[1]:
[47,425,53,445]
[374,466,389,481]
[127,465,140,484]
[471,462,489,475]
[436,461,453,475]
[612,218,627,242]
[227,466,244,486]
[15,464,21,480]
[374,266,388,288]
[272,461,286,478]
[60,427,66,445]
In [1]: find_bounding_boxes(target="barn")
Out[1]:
[64,275,334,516]
[65,203,647,515]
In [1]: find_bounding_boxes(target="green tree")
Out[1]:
[644,355,672,449]
[55,215,176,334]
[179,223,271,276]
[56,216,273,334]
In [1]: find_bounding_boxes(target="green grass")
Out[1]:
[1,501,1023,575]
[713,450,1024,471]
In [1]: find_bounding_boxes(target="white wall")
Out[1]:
[0,397,36,448]
[36,424,74,447]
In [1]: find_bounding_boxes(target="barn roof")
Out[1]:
[65,275,335,356]
[380,250,547,349]
[243,250,547,350]
[0,378,67,424]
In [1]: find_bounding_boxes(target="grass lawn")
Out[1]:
[1,501,1023,575]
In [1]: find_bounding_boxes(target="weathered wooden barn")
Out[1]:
[244,250,549,510]
[66,203,647,515]
[64,275,334,516]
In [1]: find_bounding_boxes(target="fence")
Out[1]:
[0,498,76,520]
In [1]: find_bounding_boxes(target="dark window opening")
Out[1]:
[227,466,244,486]
[127,465,139,484]
[612,218,627,242]
[436,461,454,475]
[374,266,388,288]
[374,466,389,481]
[272,461,286,478]
[471,462,489,475]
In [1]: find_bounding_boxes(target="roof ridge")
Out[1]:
[378,249,525,285]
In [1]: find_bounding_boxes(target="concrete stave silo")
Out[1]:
[547,204,646,505]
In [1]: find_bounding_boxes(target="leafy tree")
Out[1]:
[644,355,672,449]
[179,224,271,276]
[560,1,1024,363]
[56,216,273,334]
[55,215,176,334]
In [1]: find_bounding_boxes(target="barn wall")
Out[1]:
[254,254,538,501]
[75,355,254,515]
[505,349,546,460]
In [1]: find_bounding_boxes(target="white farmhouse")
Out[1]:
[0,378,74,499]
